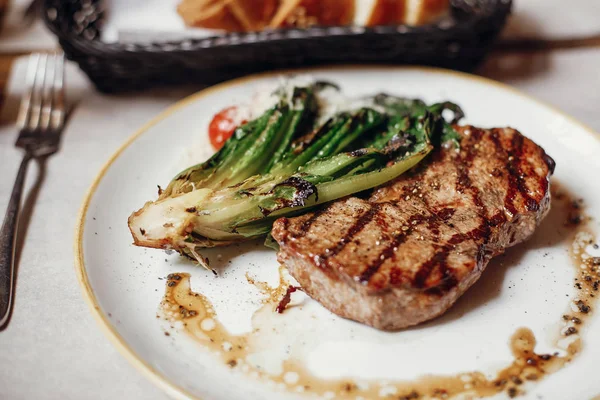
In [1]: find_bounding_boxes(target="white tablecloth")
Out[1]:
[0,49,600,399]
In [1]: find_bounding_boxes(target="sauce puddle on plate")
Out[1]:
[160,183,598,399]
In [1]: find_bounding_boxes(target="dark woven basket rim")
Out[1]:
[43,0,512,92]
[44,0,512,54]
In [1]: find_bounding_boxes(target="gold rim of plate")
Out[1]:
[73,65,600,400]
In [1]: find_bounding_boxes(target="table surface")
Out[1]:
[2,20,600,400]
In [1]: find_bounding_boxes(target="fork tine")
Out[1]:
[51,53,65,131]
[16,54,40,130]
[28,53,48,132]
[39,54,56,131]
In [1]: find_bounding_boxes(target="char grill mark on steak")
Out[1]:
[296,203,334,239]
[455,128,489,230]
[488,128,548,218]
[490,129,522,217]
[271,126,554,330]
[365,127,494,289]
[372,126,543,290]
[353,200,481,290]
[323,204,383,265]
[358,211,430,284]
[382,137,487,241]
[509,133,542,213]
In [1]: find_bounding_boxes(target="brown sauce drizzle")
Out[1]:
[246,266,302,314]
[244,265,294,309]
[161,182,597,399]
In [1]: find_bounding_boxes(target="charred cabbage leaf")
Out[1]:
[128,84,464,267]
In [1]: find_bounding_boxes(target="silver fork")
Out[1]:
[0,53,65,327]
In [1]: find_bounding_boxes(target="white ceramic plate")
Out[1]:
[76,67,600,400]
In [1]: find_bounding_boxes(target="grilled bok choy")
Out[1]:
[128,83,464,266]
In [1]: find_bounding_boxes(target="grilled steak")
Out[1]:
[271,126,555,330]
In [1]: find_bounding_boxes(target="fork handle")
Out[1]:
[0,153,32,326]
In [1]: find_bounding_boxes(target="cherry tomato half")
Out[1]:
[208,106,245,150]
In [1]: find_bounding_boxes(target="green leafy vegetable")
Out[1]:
[128,83,464,267]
